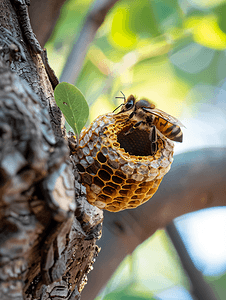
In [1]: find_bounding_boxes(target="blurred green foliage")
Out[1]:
[205,273,226,299]
[46,0,226,122]
[46,0,226,298]
[96,231,191,300]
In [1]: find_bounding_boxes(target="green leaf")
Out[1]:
[54,82,89,138]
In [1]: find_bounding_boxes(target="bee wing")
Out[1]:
[143,107,185,128]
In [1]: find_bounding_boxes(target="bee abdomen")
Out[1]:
[160,124,183,143]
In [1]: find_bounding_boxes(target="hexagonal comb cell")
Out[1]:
[73,112,174,212]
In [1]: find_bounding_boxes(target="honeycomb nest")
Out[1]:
[73,112,174,212]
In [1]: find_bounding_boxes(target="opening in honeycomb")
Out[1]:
[117,128,154,156]
[74,113,174,212]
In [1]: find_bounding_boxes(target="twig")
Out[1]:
[60,0,119,84]
[166,221,218,300]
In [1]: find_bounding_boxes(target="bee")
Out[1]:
[114,92,184,154]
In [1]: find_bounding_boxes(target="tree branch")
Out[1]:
[28,0,67,47]
[81,147,226,300]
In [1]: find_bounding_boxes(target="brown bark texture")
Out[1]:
[0,0,103,300]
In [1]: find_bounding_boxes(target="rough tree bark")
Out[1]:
[1,1,226,300]
[0,1,103,299]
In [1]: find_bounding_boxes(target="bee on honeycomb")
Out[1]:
[73,94,183,212]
